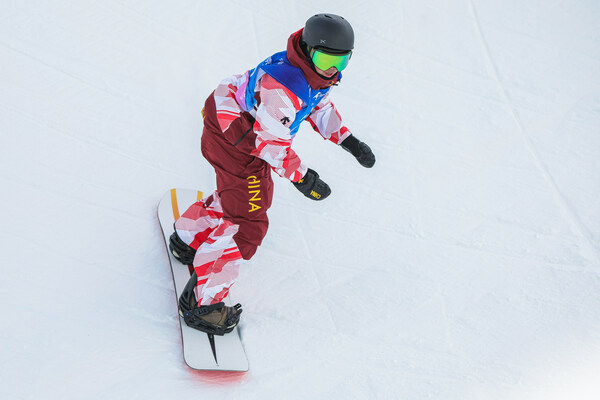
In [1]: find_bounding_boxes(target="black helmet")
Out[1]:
[301,13,354,53]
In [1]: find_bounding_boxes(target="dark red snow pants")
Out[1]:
[200,92,274,260]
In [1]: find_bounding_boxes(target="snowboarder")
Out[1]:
[169,13,375,335]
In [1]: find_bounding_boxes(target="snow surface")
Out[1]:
[1,1,600,399]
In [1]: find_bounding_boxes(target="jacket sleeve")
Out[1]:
[213,74,246,133]
[306,93,352,144]
[251,74,307,182]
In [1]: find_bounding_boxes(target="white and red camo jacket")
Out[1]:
[212,73,352,182]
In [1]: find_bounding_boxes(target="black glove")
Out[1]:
[293,168,331,201]
[341,135,376,168]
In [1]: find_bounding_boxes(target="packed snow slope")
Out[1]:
[1,1,599,399]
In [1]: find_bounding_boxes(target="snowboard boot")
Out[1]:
[178,272,242,336]
[169,228,196,265]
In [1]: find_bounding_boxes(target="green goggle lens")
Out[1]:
[311,49,352,72]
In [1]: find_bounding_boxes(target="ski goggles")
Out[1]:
[310,48,352,72]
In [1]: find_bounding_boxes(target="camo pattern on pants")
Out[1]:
[175,193,243,306]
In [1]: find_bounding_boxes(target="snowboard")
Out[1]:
[158,188,249,371]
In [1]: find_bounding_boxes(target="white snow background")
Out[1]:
[1,1,600,399]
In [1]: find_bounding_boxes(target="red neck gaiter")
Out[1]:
[286,29,340,90]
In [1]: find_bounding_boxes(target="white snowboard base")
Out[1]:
[158,188,249,372]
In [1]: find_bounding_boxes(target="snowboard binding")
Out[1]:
[169,228,197,265]
[178,272,242,336]
[179,302,243,336]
